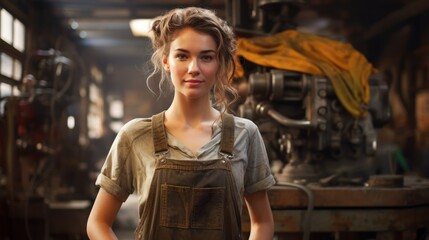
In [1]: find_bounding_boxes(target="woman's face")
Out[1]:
[163,27,218,101]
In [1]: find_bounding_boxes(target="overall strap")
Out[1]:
[151,111,168,154]
[219,113,235,157]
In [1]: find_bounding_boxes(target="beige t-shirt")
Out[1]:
[96,115,275,216]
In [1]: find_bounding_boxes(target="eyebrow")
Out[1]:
[174,48,216,54]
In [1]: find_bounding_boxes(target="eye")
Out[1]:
[201,55,214,62]
[175,54,187,60]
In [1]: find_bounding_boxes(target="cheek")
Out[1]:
[169,64,184,77]
[204,64,219,79]
[168,60,184,72]
[201,61,218,73]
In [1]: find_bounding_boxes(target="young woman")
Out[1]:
[87,7,275,240]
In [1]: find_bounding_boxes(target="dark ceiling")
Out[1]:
[39,0,429,66]
[41,0,226,64]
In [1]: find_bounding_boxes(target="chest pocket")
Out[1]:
[160,184,225,229]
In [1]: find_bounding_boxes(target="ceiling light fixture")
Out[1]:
[69,19,79,29]
[129,19,153,37]
[79,31,87,39]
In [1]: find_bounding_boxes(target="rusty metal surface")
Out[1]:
[268,177,429,208]
[367,175,404,188]
[242,206,429,232]
[242,176,429,237]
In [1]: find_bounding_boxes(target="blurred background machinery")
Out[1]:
[240,70,389,183]
[227,0,429,239]
[231,0,391,185]
[1,49,91,239]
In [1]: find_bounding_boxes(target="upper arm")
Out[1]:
[89,188,123,226]
[244,190,273,224]
[87,188,123,239]
[244,190,274,240]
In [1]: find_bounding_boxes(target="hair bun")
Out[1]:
[151,19,161,36]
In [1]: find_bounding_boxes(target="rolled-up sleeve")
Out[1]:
[244,123,276,194]
[96,128,134,202]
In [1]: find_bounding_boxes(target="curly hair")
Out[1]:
[147,7,237,111]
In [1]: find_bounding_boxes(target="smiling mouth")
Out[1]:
[184,80,203,84]
[184,80,203,83]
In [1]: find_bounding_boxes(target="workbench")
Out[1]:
[242,176,429,240]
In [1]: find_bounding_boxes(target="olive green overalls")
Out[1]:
[134,112,242,240]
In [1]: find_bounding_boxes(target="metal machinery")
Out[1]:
[240,70,390,183]
[227,0,429,239]
[0,49,90,239]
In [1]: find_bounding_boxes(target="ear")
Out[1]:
[162,55,170,72]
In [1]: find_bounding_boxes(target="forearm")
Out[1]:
[87,189,123,240]
[87,221,118,240]
[244,190,274,240]
[248,218,274,240]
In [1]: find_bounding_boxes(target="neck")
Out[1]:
[165,95,219,126]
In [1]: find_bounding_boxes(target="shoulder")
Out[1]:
[231,115,260,139]
[232,115,259,132]
[116,117,153,144]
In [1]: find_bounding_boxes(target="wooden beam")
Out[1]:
[0,0,28,22]
[36,0,224,11]
[364,0,429,40]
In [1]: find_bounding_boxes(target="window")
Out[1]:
[0,7,26,98]
[0,9,13,44]
[0,82,11,96]
[0,52,12,77]
[87,66,105,139]
[13,19,25,52]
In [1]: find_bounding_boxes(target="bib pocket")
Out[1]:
[160,184,225,229]
[191,187,225,229]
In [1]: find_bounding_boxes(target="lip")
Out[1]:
[184,79,204,86]
[184,79,203,83]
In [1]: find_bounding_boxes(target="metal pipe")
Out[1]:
[276,181,314,240]
[256,102,311,128]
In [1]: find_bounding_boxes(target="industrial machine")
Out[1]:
[229,0,390,184]
[0,49,90,239]
[239,70,390,184]
[227,0,429,239]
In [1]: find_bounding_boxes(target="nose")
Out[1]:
[188,58,200,75]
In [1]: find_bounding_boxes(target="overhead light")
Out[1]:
[69,19,79,29]
[129,19,153,37]
[67,116,75,129]
[79,31,87,38]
